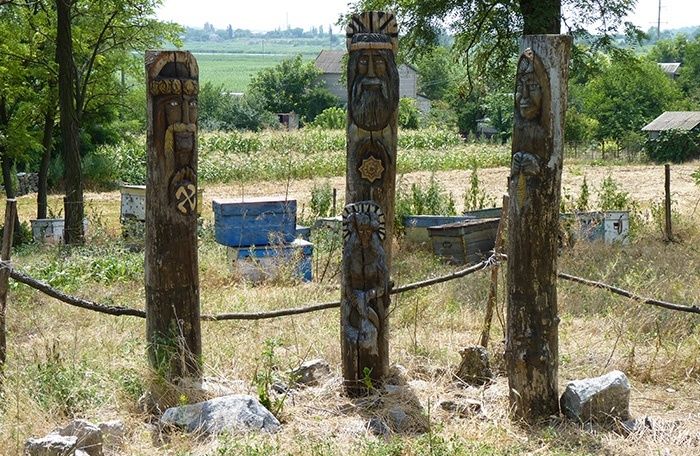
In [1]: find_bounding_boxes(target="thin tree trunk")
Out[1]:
[38,104,56,220]
[55,0,84,245]
[520,0,561,35]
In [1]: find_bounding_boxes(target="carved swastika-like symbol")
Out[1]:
[175,184,197,214]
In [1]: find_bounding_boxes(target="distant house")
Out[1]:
[641,111,700,139]
[657,62,681,79]
[314,50,431,113]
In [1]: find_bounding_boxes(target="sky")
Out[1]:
[155,0,700,34]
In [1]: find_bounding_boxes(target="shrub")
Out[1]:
[398,97,421,130]
[645,129,700,163]
[395,175,456,231]
[309,107,346,130]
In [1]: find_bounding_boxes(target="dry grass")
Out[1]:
[0,163,699,455]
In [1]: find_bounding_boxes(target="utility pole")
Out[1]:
[657,0,662,40]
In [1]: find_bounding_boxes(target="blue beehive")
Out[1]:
[226,239,314,282]
[212,198,297,247]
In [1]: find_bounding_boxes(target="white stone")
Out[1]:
[24,435,77,456]
[560,370,631,422]
[160,394,280,435]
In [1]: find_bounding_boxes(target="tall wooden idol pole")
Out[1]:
[145,51,202,383]
[505,35,571,421]
[341,11,399,395]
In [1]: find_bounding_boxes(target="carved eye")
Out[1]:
[169,100,179,107]
[529,83,539,91]
[189,101,197,108]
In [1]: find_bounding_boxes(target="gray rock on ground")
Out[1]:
[97,420,125,447]
[455,346,493,385]
[440,398,483,417]
[560,370,631,422]
[290,358,331,386]
[24,435,78,456]
[160,394,280,436]
[56,419,102,456]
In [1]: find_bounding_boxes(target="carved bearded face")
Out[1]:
[349,48,398,131]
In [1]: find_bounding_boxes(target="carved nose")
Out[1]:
[366,55,376,77]
[181,99,190,123]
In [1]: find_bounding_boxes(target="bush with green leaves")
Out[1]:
[309,106,346,130]
[645,129,700,163]
[398,97,421,130]
[395,175,456,231]
[463,167,495,211]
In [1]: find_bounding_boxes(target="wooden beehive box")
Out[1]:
[213,197,297,247]
[403,215,474,243]
[226,239,313,283]
[120,184,203,222]
[428,218,500,265]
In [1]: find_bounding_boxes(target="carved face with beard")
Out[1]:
[348,35,399,131]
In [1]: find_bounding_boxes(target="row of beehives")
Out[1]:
[404,209,630,265]
[120,185,312,282]
[119,185,629,277]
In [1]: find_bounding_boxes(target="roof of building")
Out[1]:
[642,111,700,132]
[315,50,345,74]
[658,62,681,75]
[314,49,417,74]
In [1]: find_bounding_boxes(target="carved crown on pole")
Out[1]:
[346,11,398,53]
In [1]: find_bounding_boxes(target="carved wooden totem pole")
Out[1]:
[145,51,202,382]
[505,36,571,420]
[341,11,398,395]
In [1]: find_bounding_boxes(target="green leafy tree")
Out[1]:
[248,55,339,124]
[581,53,682,151]
[356,0,637,87]
[1,0,181,237]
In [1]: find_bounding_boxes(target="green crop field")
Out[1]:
[193,53,291,92]
[177,37,343,92]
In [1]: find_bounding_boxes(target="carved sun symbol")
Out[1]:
[359,156,384,183]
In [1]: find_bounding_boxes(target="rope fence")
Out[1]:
[2,253,698,321]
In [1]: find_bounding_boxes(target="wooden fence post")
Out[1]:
[0,199,17,382]
[341,11,398,395]
[664,164,673,241]
[145,51,202,383]
[505,35,571,421]
[479,195,509,348]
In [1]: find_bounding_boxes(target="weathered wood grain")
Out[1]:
[145,51,202,382]
[506,35,571,421]
[342,11,398,394]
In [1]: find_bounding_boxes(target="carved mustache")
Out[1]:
[354,77,388,99]
[165,122,196,154]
